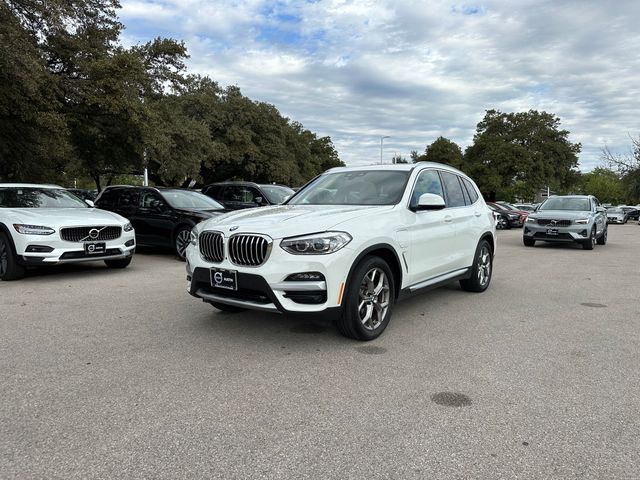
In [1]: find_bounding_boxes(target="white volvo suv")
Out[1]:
[0,184,136,280]
[185,163,496,340]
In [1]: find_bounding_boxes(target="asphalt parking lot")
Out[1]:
[2,226,639,479]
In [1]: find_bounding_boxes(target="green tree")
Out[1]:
[582,168,625,204]
[392,154,408,164]
[420,136,464,169]
[464,109,581,201]
[0,1,70,182]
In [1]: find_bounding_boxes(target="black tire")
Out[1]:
[104,257,132,269]
[460,240,493,292]
[210,301,245,313]
[596,226,607,245]
[523,237,535,247]
[174,226,191,261]
[0,233,25,281]
[337,256,395,341]
[582,227,596,250]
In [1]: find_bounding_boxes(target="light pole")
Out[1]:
[380,136,390,164]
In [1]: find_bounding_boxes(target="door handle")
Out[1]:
[444,215,453,223]
[474,211,482,217]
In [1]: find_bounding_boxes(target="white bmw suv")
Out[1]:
[0,184,136,280]
[185,163,496,340]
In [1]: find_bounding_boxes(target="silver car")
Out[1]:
[606,207,626,224]
[523,195,607,250]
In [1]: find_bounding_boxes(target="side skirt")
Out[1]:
[398,267,471,300]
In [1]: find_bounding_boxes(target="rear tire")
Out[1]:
[582,227,596,250]
[337,256,395,341]
[104,257,132,269]
[596,226,607,245]
[460,240,493,292]
[211,301,245,313]
[523,237,535,247]
[0,233,25,281]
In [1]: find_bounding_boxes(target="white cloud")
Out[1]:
[120,0,640,171]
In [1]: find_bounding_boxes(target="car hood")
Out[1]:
[530,210,592,220]
[196,204,395,238]
[6,207,128,226]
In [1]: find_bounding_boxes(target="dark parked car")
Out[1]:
[95,186,226,259]
[487,202,524,229]
[622,207,640,222]
[202,182,294,210]
[67,188,97,202]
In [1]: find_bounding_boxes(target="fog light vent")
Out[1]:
[25,245,54,253]
[285,272,325,281]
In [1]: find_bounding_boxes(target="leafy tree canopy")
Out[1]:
[463,109,581,201]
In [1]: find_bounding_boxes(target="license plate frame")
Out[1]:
[546,228,559,236]
[84,242,106,255]
[210,268,238,291]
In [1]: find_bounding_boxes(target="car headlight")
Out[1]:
[508,214,519,219]
[280,232,352,255]
[13,224,55,235]
[525,217,537,223]
[574,219,589,224]
[190,230,198,246]
[123,222,134,232]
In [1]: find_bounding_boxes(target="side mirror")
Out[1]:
[85,199,95,207]
[150,199,166,211]
[596,206,606,213]
[413,193,446,211]
[254,196,264,205]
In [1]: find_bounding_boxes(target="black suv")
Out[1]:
[95,186,226,259]
[202,182,294,210]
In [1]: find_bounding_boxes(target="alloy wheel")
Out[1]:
[176,229,191,258]
[358,267,390,331]
[477,245,491,287]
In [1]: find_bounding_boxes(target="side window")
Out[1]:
[224,186,247,202]
[139,190,162,208]
[459,177,471,205]
[462,177,479,204]
[204,185,221,199]
[440,171,466,207]
[96,189,116,207]
[247,187,263,204]
[411,169,444,207]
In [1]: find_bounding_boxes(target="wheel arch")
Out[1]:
[346,244,403,300]
[171,221,196,240]
[480,232,495,254]
[0,223,18,253]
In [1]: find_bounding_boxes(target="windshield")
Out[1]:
[259,185,294,204]
[162,190,223,210]
[539,197,591,211]
[0,187,88,208]
[608,208,623,213]
[288,171,409,206]
[498,202,517,210]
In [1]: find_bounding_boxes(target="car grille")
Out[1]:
[60,226,122,242]
[229,234,270,266]
[537,219,572,227]
[199,231,224,263]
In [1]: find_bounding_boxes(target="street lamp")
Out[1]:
[380,136,390,164]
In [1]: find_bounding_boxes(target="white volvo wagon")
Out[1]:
[0,184,136,280]
[185,163,496,340]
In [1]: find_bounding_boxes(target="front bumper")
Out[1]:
[15,230,136,265]
[607,217,625,224]
[523,223,590,243]
[185,240,355,317]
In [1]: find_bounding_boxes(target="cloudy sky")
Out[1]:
[119,0,640,170]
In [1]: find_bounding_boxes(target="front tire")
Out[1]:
[337,256,395,341]
[523,237,535,247]
[104,257,132,269]
[174,226,191,260]
[0,233,25,281]
[460,240,493,292]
